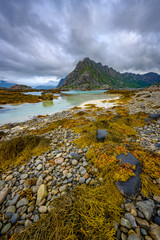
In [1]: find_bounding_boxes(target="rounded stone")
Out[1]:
[1,223,12,235]
[79,177,85,184]
[25,219,32,228]
[72,160,78,166]
[120,217,132,229]
[39,206,48,213]
[16,198,29,208]
[11,213,20,225]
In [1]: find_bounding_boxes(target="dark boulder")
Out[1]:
[148,113,160,120]
[97,129,108,142]
[116,153,142,199]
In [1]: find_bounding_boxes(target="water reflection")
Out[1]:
[42,100,54,108]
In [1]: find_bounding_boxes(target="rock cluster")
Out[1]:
[116,198,160,240]
[0,128,97,236]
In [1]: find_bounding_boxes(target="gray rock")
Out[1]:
[141,228,147,236]
[66,173,72,179]
[149,113,160,120]
[6,205,16,218]
[79,177,85,184]
[70,152,81,160]
[59,185,68,192]
[0,180,5,190]
[10,194,20,205]
[16,198,29,209]
[1,223,12,235]
[36,175,43,186]
[36,184,47,205]
[19,165,25,172]
[127,233,140,240]
[25,219,32,228]
[116,153,142,199]
[37,164,43,171]
[121,232,127,240]
[21,174,28,180]
[136,200,155,221]
[39,206,48,213]
[124,213,137,229]
[72,159,78,166]
[97,129,109,142]
[86,177,91,184]
[120,217,132,229]
[135,217,149,230]
[80,169,87,176]
[0,187,9,204]
[33,214,40,222]
[11,213,20,225]
[149,224,160,240]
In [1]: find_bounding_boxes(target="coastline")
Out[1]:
[0,89,160,239]
[78,97,119,109]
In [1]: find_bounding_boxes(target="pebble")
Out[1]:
[0,187,9,204]
[1,223,12,235]
[36,184,48,205]
[121,217,132,229]
[136,200,155,221]
[25,219,32,228]
[79,177,85,184]
[11,213,20,225]
[39,206,48,213]
[16,198,29,208]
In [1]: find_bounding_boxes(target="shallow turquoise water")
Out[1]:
[0,90,115,125]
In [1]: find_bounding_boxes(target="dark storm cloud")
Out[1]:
[0,0,160,85]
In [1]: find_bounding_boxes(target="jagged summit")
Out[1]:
[58,58,160,90]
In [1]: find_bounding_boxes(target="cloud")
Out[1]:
[0,0,160,85]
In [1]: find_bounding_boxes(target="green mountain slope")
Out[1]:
[59,58,160,89]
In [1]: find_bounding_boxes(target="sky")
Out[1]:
[0,0,160,86]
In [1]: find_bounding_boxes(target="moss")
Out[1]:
[0,135,51,172]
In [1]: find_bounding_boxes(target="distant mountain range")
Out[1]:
[0,80,15,88]
[35,80,57,89]
[58,57,160,89]
[0,80,57,90]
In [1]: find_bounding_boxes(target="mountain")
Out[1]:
[35,80,57,89]
[56,77,66,88]
[60,58,160,89]
[9,84,32,90]
[0,80,15,88]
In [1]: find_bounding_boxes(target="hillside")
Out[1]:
[59,58,160,89]
[9,84,32,91]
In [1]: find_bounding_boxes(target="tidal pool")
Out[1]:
[0,90,117,125]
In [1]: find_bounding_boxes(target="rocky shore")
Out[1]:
[0,89,160,239]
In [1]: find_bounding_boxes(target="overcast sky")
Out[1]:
[0,0,160,86]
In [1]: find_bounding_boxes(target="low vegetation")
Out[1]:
[0,90,58,104]
[2,89,159,239]
[0,135,51,172]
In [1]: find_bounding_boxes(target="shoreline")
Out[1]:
[0,89,160,239]
[78,97,119,109]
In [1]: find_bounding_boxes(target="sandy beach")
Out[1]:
[78,97,119,109]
